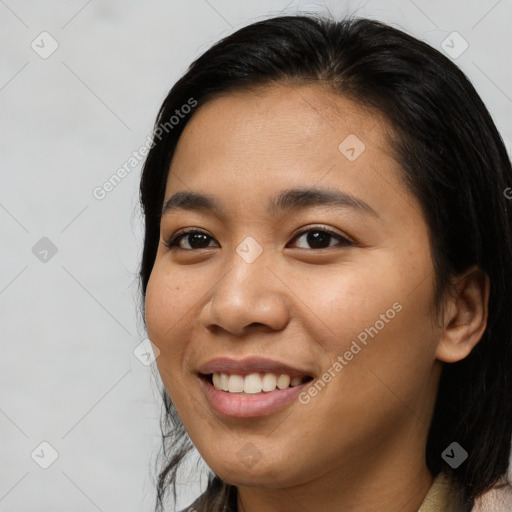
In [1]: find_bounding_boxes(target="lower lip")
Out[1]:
[199,376,309,418]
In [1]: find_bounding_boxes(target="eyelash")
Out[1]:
[163,226,353,251]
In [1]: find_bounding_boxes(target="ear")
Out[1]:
[435,265,490,363]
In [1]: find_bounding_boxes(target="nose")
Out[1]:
[199,251,290,337]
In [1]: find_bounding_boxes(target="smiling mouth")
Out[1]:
[200,372,314,394]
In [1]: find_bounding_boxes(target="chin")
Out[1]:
[219,468,290,488]
[205,453,310,489]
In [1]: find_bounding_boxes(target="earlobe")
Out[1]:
[435,266,490,363]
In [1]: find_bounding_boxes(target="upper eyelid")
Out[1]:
[290,226,352,244]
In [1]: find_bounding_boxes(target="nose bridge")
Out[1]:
[202,241,289,335]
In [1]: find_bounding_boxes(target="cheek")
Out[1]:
[286,270,438,463]
[144,269,194,406]
[144,264,193,339]
[144,263,213,381]
[144,267,187,361]
[294,259,408,348]
[302,254,438,385]
[144,271,167,341]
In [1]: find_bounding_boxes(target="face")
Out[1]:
[145,83,444,489]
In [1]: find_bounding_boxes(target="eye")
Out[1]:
[164,228,217,250]
[289,227,353,250]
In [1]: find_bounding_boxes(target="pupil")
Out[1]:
[307,231,329,248]
[189,233,210,248]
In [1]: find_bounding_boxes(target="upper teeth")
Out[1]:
[212,372,305,394]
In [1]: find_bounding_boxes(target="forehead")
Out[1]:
[173,83,390,161]
[164,84,413,225]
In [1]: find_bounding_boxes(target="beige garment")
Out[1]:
[418,472,466,512]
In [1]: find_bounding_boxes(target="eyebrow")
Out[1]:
[161,187,379,219]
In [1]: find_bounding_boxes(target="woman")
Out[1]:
[138,14,512,512]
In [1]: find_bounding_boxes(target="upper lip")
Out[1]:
[197,357,314,379]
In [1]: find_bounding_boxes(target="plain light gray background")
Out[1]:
[1,1,511,511]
